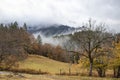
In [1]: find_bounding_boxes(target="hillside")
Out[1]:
[17,55,71,74]
[0,55,119,80]
[28,24,81,37]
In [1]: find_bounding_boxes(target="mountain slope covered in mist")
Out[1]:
[27,24,81,37]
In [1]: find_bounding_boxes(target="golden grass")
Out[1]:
[0,73,119,80]
[17,54,71,74]
[0,55,119,80]
[14,54,113,76]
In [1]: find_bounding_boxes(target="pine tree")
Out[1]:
[37,35,42,45]
[23,23,27,31]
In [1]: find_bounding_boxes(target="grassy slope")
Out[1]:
[17,55,70,74]
[16,55,106,75]
[0,55,119,80]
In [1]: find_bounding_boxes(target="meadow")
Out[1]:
[0,54,119,80]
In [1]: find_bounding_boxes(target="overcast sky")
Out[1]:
[0,0,120,32]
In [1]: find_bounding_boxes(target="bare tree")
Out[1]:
[66,19,112,76]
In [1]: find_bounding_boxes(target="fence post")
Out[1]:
[60,69,62,75]
[69,67,71,75]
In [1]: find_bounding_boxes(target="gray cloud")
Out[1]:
[0,0,120,32]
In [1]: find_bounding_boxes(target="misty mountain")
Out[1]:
[28,24,81,37]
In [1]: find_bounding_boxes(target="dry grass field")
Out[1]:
[0,72,119,80]
[0,55,119,80]
[17,55,70,74]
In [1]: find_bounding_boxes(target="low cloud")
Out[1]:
[0,0,120,32]
[34,32,70,46]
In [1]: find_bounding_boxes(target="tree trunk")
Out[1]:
[103,69,106,77]
[89,61,93,76]
[113,68,116,77]
[113,67,117,77]
[117,66,120,78]
[97,68,102,77]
